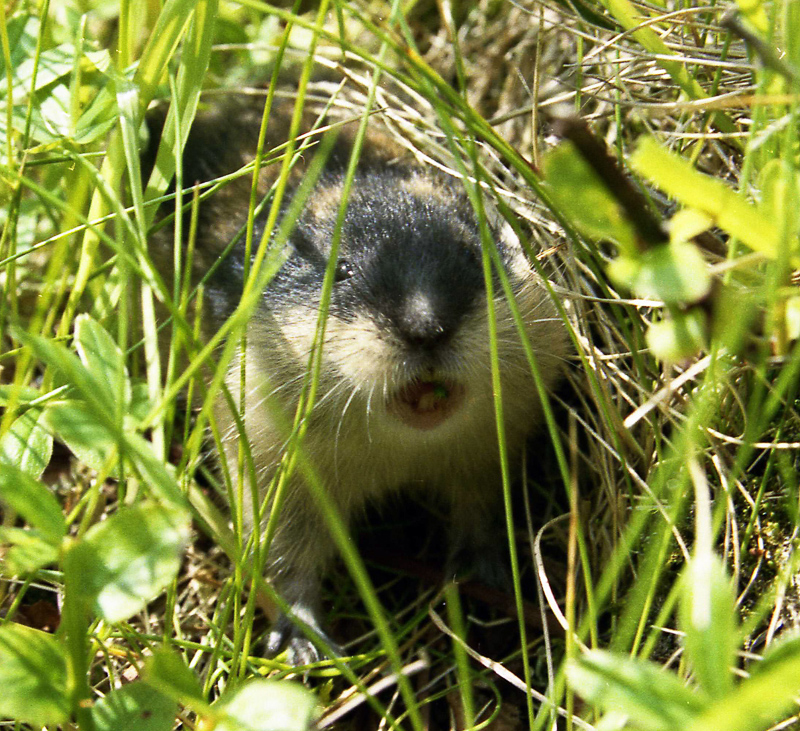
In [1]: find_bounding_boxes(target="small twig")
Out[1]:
[623,354,714,429]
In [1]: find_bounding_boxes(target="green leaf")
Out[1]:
[0,385,41,406]
[688,635,800,731]
[595,710,632,731]
[0,623,69,727]
[0,408,53,479]
[751,633,800,678]
[143,0,219,210]
[12,43,78,97]
[607,242,711,304]
[567,650,705,731]
[143,647,208,710]
[0,527,60,574]
[0,15,38,84]
[630,138,798,264]
[669,209,714,245]
[38,83,72,138]
[214,680,318,731]
[0,463,66,544]
[18,329,115,418]
[543,142,638,254]
[73,84,118,144]
[91,682,177,731]
[133,0,203,106]
[74,315,132,411]
[45,400,121,477]
[7,39,111,102]
[734,0,769,34]
[758,159,800,243]
[124,431,188,508]
[679,554,738,699]
[711,286,757,355]
[129,382,153,425]
[23,329,185,504]
[0,104,59,145]
[45,400,189,507]
[64,502,191,623]
[645,310,707,363]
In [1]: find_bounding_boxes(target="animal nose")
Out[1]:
[397,291,451,350]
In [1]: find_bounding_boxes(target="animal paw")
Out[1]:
[266,612,343,666]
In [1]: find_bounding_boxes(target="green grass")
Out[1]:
[2,0,800,729]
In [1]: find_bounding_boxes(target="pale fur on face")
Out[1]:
[220,229,566,506]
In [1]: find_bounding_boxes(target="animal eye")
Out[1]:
[334,259,354,282]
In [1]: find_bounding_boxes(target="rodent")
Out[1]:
[146,90,568,665]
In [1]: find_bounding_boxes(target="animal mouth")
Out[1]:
[388,377,466,430]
